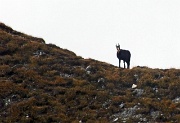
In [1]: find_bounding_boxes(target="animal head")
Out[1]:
[116,43,120,52]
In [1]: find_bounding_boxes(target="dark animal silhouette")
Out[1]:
[116,44,131,69]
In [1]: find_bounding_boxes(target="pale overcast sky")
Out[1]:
[1,0,180,69]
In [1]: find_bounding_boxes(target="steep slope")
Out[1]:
[0,23,180,123]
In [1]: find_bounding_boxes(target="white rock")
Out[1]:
[119,102,124,108]
[172,97,180,103]
[113,118,118,122]
[98,78,105,83]
[86,71,91,74]
[86,65,91,71]
[132,84,137,89]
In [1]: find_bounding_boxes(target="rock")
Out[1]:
[85,65,92,71]
[33,50,46,56]
[134,74,139,81]
[113,118,118,122]
[120,105,138,118]
[86,65,92,74]
[86,71,91,74]
[132,84,137,89]
[4,98,11,106]
[140,117,147,122]
[119,102,125,108]
[172,97,180,103]
[98,78,105,83]
[153,87,159,93]
[151,111,161,120]
[133,89,144,97]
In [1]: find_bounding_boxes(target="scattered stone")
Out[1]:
[86,71,91,74]
[33,50,46,56]
[133,89,144,97]
[133,114,143,119]
[102,100,110,109]
[11,94,20,101]
[140,117,147,122]
[60,73,72,78]
[4,98,11,106]
[151,111,161,120]
[86,65,92,71]
[113,117,118,122]
[26,115,29,118]
[119,102,125,108]
[101,85,105,89]
[134,74,139,81]
[172,97,180,103]
[120,105,138,118]
[86,65,92,74]
[98,78,105,83]
[153,87,159,93]
[132,84,137,89]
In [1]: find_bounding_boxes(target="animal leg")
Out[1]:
[124,61,126,68]
[127,62,130,69]
[119,60,121,68]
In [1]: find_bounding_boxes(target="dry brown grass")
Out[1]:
[0,22,180,122]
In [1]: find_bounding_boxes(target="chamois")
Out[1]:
[116,44,131,69]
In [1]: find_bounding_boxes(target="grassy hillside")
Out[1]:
[0,23,180,123]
